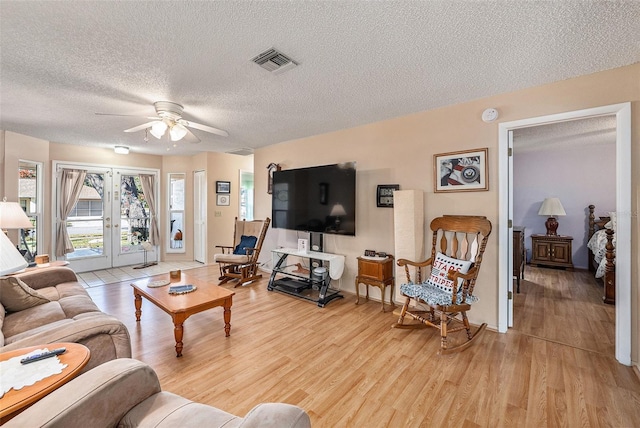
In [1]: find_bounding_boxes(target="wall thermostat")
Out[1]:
[482,108,499,122]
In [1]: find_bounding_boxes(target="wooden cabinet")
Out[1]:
[355,256,395,312]
[513,227,525,293]
[530,234,573,270]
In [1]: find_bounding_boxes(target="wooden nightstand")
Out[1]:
[530,234,573,270]
[355,255,395,312]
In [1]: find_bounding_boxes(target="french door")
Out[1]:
[54,163,159,273]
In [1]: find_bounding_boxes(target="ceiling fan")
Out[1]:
[96,101,228,143]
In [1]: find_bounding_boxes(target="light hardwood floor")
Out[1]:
[87,265,640,427]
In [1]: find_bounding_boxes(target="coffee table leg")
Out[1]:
[224,297,232,337]
[172,314,187,357]
[134,292,142,321]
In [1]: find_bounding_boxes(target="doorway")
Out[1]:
[498,102,631,366]
[53,162,160,273]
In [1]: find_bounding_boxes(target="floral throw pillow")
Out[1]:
[427,252,473,293]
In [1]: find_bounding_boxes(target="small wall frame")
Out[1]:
[217,194,230,206]
[377,184,400,207]
[216,181,230,194]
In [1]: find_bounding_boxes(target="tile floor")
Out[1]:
[76,261,206,288]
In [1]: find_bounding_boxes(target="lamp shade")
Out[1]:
[169,123,188,141]
[0,200,33,229]
[150,121,168,139]
[538,197,566,217]
[330,203,347,217]
[0,230,28,275]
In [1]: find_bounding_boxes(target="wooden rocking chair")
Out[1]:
[393,215,492,354]
[214,217,270,287]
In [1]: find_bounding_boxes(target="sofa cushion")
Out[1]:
[0,276,50,312]
[121,392,243,428]
[3,302,67,339]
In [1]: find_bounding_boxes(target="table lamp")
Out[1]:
[0,198,35,265]
[538,197,566,236]
[0,230,28,275]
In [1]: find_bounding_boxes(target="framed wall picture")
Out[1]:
[377,184,400,207]
[216,181,230,194]
[434,148,488,193]
[216,194,230,206]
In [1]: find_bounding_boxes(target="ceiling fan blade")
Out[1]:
[124,121,160,133]
[96,113,161,120]
[183,128,201,143]
[179,119,229,137]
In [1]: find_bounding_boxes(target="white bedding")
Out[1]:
[587,228,616,278]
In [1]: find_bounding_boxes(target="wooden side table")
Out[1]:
[355,255,395,312]
[530,234,574,270]
[0,342,90,423]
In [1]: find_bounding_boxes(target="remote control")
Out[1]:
[20,347,66,364]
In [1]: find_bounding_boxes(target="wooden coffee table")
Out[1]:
[131,272,235,357]
[0,342,90,423]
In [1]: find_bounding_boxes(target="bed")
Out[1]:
[587,204,615,304]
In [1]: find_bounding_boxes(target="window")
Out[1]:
[168,173,186,252]
[18,160,42,261]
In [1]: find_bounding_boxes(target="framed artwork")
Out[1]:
[434,148,488,193]
[216,194,230,206]
[216,181,230,194]
[377,184,400,207]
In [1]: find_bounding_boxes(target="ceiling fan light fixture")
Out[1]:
[150,121,168,139]
[170,123,188,141]
[114,146,129,154]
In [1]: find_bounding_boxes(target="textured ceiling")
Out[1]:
[1,1,639,156]
[513,115,617,152]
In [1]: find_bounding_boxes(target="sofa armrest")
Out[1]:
[12,267,78,290]
[239,403,311,428]
[4,359,160,428]
[1,314,131,371]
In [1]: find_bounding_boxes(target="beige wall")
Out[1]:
[161,152,252,263]
[254,63,640,363]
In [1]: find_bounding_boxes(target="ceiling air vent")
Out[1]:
[251,48,298,74]
[226,147,254,156]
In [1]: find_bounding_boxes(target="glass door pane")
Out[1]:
[64,170,112,272]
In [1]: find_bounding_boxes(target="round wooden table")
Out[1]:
[0,342,90,423]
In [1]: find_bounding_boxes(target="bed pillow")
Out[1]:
[0,276,50,313]
[604,211,617,230]
[233,235,258,255]
[427,252,473,293]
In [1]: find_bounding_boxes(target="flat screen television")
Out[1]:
[272,162,356,236]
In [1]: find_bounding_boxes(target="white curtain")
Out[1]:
[56,169,87,257]
[139,174,160,246]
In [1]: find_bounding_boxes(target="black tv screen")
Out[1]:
[272,162,356,236]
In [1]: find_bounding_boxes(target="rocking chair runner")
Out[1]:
[214,217,270,287]
[393,215,492,354]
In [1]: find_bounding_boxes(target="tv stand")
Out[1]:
[268,248,345,307]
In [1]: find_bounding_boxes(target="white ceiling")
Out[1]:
[1,1,639,156]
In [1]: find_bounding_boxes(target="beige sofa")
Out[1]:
[4,358,312,427]
[0,266,131,371]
